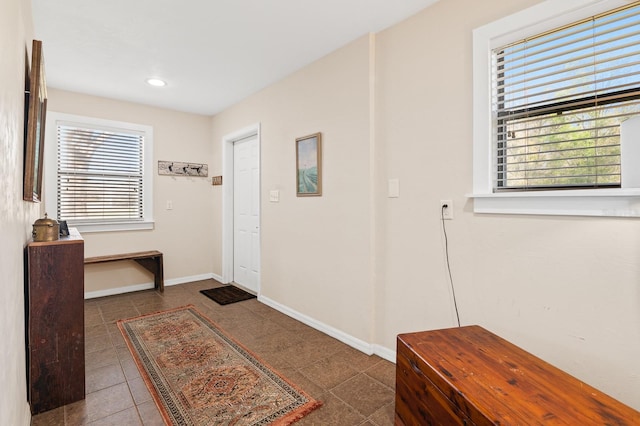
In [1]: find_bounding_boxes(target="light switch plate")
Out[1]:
[388,178,400,198]
[269,190,280,202]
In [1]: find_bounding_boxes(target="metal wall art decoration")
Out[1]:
[158,160,208,177]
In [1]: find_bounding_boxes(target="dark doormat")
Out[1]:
[199,285,256,305]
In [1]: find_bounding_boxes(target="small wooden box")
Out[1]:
[395,325,640,425]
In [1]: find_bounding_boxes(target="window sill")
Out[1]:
[70,221,155,233]
[468,189,640,217]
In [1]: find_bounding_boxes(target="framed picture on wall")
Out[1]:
[296,132,322,197]
[23,39,47,202]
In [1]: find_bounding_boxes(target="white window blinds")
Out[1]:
[493,2,640,190]
[57,123,145,222]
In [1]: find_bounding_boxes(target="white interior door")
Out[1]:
[233,135,260,292]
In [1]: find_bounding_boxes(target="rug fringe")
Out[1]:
[272,400,324,426]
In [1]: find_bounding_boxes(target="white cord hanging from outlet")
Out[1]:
[440,200,453,220]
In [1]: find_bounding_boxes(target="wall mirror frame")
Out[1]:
[24,39,47,202]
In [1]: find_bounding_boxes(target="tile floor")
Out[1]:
[31,279,396,425]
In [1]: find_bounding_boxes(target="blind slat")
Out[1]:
[57,123,145,221]
[496,6,640,58]
[493,2,640,190]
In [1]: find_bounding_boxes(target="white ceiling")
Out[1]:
[31,0,439,116]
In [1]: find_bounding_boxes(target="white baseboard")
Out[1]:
[258,295,396,363]
[85,282,156,299]
[81,275,398,364]
[210,272,225,283]
[372,344,396,363]
[84,272,221,299]
[22,402,31,426]
[165,273,218,287]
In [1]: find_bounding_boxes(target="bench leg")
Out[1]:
[134,255,164,292]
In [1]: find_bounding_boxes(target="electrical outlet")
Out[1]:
[440,200,453,220]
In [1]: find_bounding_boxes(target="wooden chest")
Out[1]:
[395,325,640,425]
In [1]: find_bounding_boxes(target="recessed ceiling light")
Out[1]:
[146,78,166,87]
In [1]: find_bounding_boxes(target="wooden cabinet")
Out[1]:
[26,230,85,414]
[396,325,640,425]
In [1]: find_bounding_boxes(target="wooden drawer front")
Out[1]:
[396,347,472,425]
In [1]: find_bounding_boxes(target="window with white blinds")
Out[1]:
[56,122,145,223]
[493,2,640,191]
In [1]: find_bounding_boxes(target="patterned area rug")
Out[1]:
[118,305,321,425]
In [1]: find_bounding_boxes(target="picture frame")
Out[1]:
[23,39,47,202]
[296,132,322,197]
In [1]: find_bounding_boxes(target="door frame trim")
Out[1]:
[221,123,261,288]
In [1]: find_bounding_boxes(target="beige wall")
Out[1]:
[46,89,216,294]
[373,0,546,350]
[0,0,39,423]
[209,0,640,410]
[211,35,375,343]
[374,0,639,410]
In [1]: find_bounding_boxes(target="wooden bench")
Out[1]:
[84,250,164,292]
